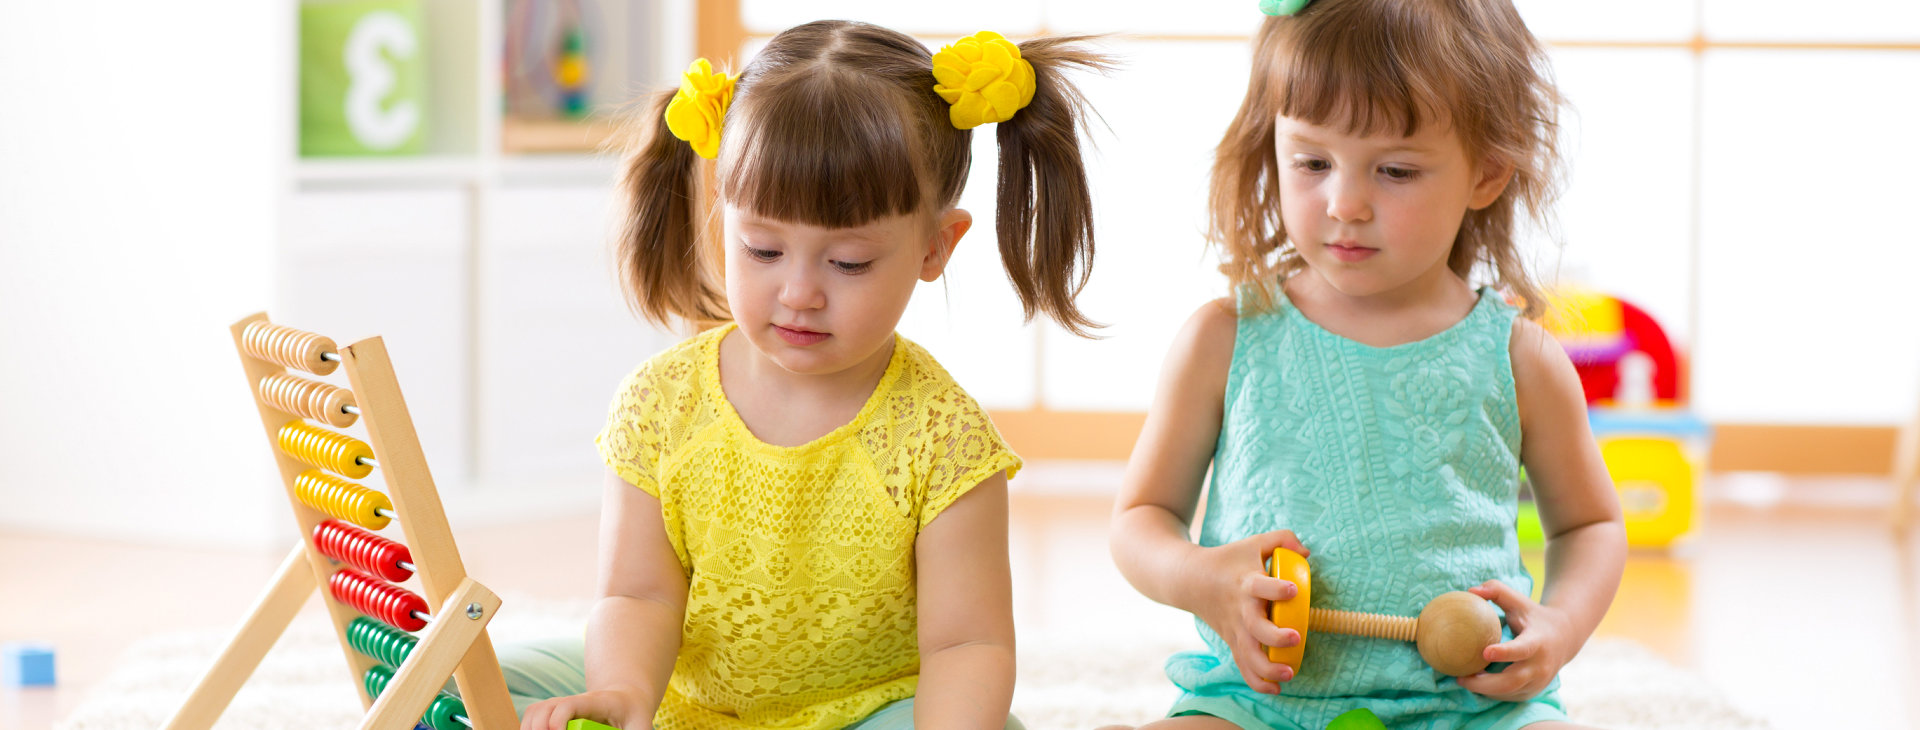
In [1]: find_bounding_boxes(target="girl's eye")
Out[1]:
[832,260,872,274]
[1293,158,1330,173]
[1381,166,1421,181]
[743,244,781,262]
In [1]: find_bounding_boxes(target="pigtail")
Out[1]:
[995,38,1114,338]
[614,89,727,328]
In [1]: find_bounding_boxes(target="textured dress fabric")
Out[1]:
[1164,286,1568,730]
[595,323,1022,730]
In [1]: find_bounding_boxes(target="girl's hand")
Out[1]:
[1456,580,1576,702]
[520,688,650,730]
[1184,529,1311,695]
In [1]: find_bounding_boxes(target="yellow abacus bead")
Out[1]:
[277,420,374,478]
[295,470,392,529]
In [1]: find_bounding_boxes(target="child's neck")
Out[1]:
[717,327,896,448]
[1286,267,1480,349]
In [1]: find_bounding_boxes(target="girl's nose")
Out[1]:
[1327,174,1373,223]
[778,272,826,310]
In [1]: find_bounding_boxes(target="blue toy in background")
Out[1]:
[2,642,56,687]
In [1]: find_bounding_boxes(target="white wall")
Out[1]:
[0,3,293,546]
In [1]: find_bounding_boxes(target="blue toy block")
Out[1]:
[2,642,56,687]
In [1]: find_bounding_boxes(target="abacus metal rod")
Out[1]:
[398,560,417,573]
[344,405,362,416]
[358,456,380,469]
[376,508,399,521]
[322,351,342,363]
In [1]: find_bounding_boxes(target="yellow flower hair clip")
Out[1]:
[664,58,736,159]
[931,31,1036,130]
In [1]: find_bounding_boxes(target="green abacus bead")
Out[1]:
[347,616,418,668]
[425,694,467,730]
[364,662,395,698]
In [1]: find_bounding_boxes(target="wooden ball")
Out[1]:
[1414,591,1500,676]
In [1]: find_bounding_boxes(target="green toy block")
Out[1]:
[566,720,619,730]
[1327,708,1388,730]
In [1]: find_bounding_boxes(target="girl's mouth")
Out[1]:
[774,324,830,346]
[1327,243,1378,262]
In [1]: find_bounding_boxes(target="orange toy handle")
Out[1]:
[1266,548,1311,671]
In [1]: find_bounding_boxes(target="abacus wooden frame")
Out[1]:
[161,313,517,730]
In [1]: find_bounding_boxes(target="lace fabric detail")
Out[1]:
[1166,285,1553,727]
[595,324,1021,729]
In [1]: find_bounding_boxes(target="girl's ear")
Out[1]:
[921,208,973,282]
[1469,157,1516,210]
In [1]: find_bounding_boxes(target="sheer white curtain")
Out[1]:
[737,1,1920,423]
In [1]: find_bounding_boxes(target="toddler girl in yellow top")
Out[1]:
[512,19,1111,730]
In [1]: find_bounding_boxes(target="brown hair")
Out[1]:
[616,20,1113,336]
[1210,0,1563,317]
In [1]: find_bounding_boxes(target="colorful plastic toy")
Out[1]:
[1327,708,1388,730]
[2,642,56,687]
[567,720,619,730]
[1540,287,1684,408]
[1536,287,1711,549]
[1267,549,1501,677]
[555,28,590,117]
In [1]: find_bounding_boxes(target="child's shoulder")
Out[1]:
[1506,313,1578,403]
[891,334,982,410]
[1505,314,1566,372]
[1145,298,1239,410]
[1172,296,1240,366]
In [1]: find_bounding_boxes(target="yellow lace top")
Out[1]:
[595,323,1022,730]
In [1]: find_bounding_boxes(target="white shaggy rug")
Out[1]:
[58,597,1772,729]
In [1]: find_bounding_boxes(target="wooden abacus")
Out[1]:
[162,314,516,730]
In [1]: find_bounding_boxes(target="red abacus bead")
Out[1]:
[313,519,414,582]
[328,568,429,631]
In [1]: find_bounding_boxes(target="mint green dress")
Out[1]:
[1164,286,1567,729]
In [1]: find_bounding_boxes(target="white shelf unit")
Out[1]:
[280,0,691,524]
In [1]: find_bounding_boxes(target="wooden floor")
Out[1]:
[3,473,1916,729]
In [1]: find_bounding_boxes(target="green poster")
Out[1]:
[301,0,427,156]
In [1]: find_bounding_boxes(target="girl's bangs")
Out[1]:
[1272,13,1455,138]
[718,74,929,229]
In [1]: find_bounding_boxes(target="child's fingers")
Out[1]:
[1254,529,1310,558]
[1242,573,1297,602]
[1482,633,1541,663]
[520,700,559,730]
[1469,579,1531,614]
[1457,662,1544,701]
[1251,619,1300,650]
[1229,642,1294,694]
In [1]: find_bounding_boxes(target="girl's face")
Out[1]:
[722,204,969,378]
[1275,115,1511,299]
